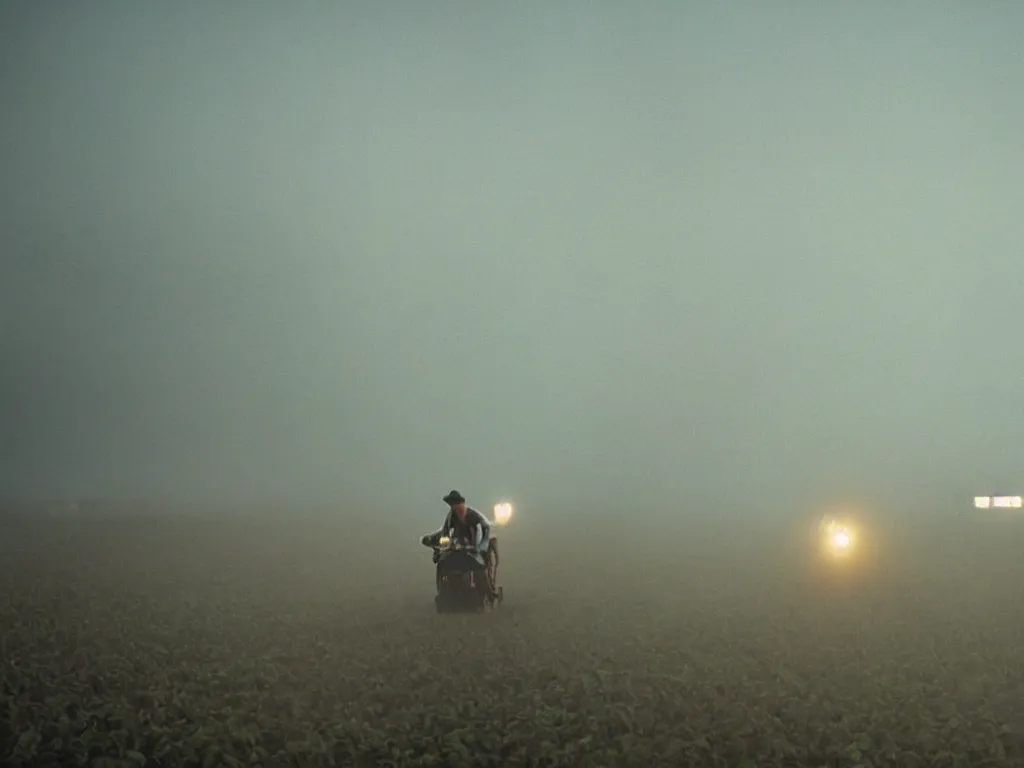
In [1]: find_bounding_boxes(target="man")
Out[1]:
[421,489,498,600]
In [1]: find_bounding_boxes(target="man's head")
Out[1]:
[443,489,467,519]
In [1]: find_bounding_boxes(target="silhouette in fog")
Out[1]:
[421,490,498,599]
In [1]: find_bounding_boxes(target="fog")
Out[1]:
[2,2,1022,517]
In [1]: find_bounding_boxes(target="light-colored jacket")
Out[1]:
[423,506,491,566]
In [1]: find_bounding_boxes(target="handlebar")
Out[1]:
[430,540,479,553]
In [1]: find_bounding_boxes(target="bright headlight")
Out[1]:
[493,501,513,526]
[824,526,856,557]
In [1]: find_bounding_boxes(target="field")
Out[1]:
[3,511,1024,767]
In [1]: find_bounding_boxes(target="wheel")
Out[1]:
[473,586,488,613]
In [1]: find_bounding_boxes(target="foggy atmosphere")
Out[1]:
[2,1,1024,766]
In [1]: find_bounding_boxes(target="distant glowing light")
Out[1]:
[975,495,1022,509]
[493,501,514,526]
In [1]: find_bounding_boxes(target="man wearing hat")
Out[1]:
[421,489,497,601]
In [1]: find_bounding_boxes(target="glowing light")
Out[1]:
[821,521,856,559]
[975,495,1022,509]
[493,501,514,526]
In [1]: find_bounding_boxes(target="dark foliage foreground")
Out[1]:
[2,515,1024,767]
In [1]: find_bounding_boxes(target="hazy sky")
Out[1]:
[2,2,1022,513]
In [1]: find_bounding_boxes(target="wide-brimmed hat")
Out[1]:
[443,489,466,505]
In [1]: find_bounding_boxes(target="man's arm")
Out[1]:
[471,508,492,550]
[421,512,452,546]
